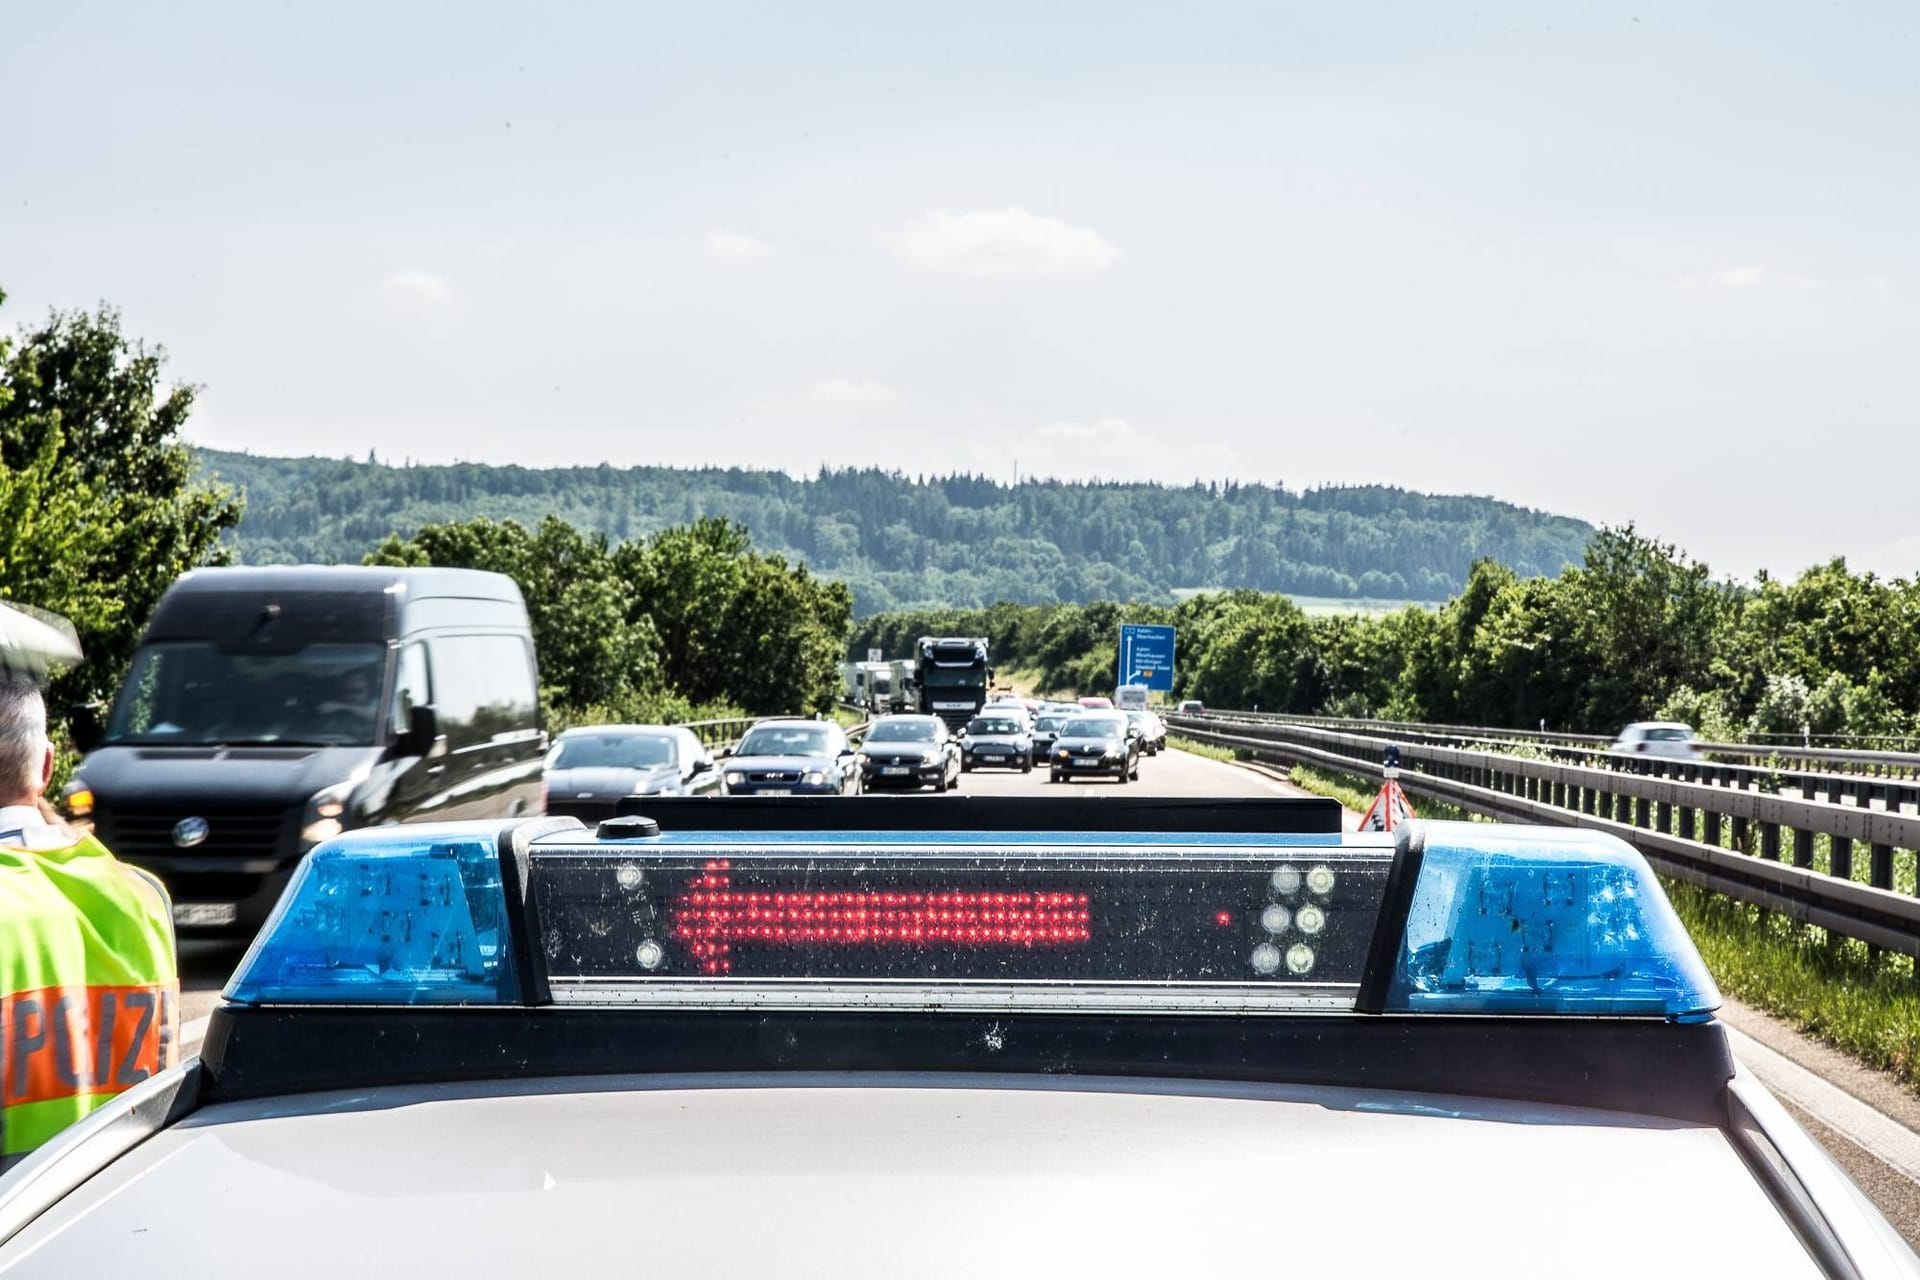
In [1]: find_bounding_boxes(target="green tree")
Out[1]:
[0,291,242,720]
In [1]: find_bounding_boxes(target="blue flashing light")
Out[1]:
[225,827,517,1005]
[1384,823,1720,1020]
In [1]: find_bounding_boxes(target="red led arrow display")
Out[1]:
[674,861,1092,973]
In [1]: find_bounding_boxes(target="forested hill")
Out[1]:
[194,449,1594,615]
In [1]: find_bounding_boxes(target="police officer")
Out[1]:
[1,679,179,1169]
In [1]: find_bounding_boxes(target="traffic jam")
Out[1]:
[3,572,1917,1277]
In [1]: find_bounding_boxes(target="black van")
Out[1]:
[70,566,545,935]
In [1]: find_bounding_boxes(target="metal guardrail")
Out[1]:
[1198,710,1920,783]
[1194,712,1920,815]
[1168,713,1920,957]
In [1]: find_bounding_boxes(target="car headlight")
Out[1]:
[1102,747,1122,761]
[1056,749,1071,760]
[300,779,357,848]
[725,771,745,788]
[802,770,826,785]
[63,778,94,818]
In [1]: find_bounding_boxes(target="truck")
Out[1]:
[839,661,901,711]
[913,635,993,731]
[1116,684,1150,711]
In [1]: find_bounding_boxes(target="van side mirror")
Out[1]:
[67,707,103,755]
[398,704,441,758]
[690,758,715,775]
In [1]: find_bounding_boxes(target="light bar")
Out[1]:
[226,828,517,1005]
[1382,823,1720,1020]
[222,819,1723,1024]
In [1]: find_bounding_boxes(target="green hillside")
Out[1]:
[195,449,1594,616]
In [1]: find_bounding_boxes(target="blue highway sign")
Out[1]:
[1117,623,1176,692]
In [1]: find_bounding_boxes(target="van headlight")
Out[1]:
[803,770,827,785]
[300,780,356,848]
[725,771,746,788]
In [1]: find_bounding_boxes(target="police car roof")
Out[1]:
[4,1078,1822,1280]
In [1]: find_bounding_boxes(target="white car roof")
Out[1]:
[3,1078,1819,1280]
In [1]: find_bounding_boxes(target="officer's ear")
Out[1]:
[36,742,53,795]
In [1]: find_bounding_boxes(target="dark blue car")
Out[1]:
[721,719,860,796]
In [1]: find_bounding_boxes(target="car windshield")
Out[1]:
[969,717,1023,736]
[866,720,937,743]
[102,642,387,746]
[1060,717,1123,738]
[1645,728,1694,742]
[1035,715,1068,732]
[735,726,834,756]
[551,733,675,770]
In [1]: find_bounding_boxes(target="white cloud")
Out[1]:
[702,230,775,265]
[808,378,901,410]
[378,268,453,307]
[881,207,1120,278]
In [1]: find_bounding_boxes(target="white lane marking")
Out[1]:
[180,1015,211,1055]
[1726,1024,1920,1185]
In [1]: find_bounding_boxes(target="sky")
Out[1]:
[3,1,1916,581]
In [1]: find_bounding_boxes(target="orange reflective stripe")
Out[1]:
[1,983,174,1108]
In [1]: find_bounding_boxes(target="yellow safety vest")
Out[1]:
[1,831,179,1165]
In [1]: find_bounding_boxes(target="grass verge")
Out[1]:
[1663,880,1920,1091]
[1167,735,1237,763]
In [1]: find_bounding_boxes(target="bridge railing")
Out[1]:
[1166,713,1920,957]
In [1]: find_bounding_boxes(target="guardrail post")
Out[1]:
[1760,822,1781,862]
[1831,836,1853,882]
[1634,796,1651,829]
[1732,815,1750,853]
[1704,810,1722,849]
[1792,827,1814,870]
[1871,843,1894,892]
[1679,805,1696,840]
[1657,800,1672,835]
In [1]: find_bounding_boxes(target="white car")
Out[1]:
[1609,721,1702,761]
[3,808,1914,1278]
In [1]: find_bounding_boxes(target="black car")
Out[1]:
[1125,709,1167,755]
[859,715,961,791]
[721,720,860,796]
[542,725,720,822]
[960,712,1033,773]
[1029,712,1070,764]
[1048,713,1141,784]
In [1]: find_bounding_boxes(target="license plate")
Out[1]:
[1072,759,1104,768]
[174,902,238,927]
[932,702,974,711]
[881,767,911,776]
[758,788,792,796]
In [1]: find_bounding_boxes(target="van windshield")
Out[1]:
[103,642,388,747]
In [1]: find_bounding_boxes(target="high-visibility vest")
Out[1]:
[1,832,179,1165]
